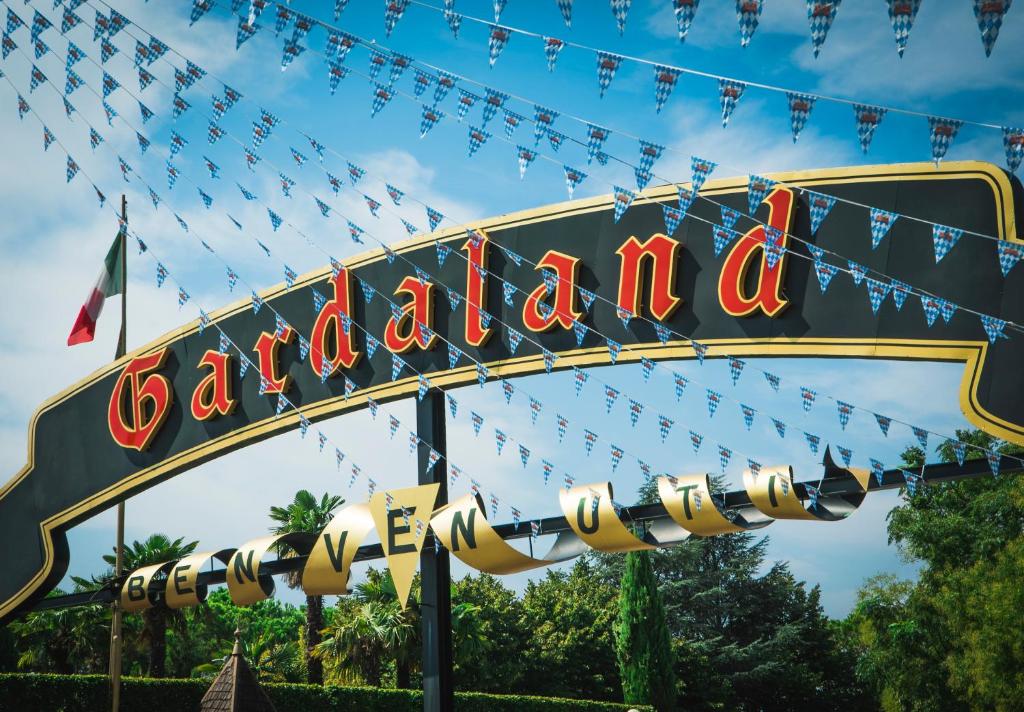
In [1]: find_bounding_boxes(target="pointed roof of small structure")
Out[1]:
[199,629,278,712]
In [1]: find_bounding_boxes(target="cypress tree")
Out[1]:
[614,549,677,710]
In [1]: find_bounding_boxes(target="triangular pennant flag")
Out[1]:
[543,348,558,373]
[848,261,867,286]
[869,208,897,249]
[595,51,623,97]
[931,224,963,263]
[543,37,565,72]
[804,431,821,455]
[928,117,963,165]
[712,225,738,257]
[806,0,842,57]
[572,366,589,396]
[864,279,892,317]
[806,191,836,235]
[689,430,703,453]
[973,0,1012,56]
[837,400,854,429]
[673,0,703,39]
[719,79,746,127]
[989,240,1020,282]
[467,126,491,157]
[728,357,745,385]
[718,445,732,471]
[786,92,816,143]
[740,404,755,430]
[772,417,786,439]
[706,388,722,418]
[853,104,887,154]
[1003,127,1024,174]
[736,0,764,47]
[487,24,511,66]
[980,314,1009,343]
[658,414,674,442]
[612,186,636,223]
[563,165,586,197]
[874,412,892,436]
[800,387,816,412]
[886,0,921,57]
[987,448,1002,476]
[692,340,707,364]
[920,295,941,328]
[653,65,681,113]
[747,175,776,216]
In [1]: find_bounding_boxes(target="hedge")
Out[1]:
[0,674,649,712]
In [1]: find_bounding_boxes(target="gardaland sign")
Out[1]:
[1,161,1020,621]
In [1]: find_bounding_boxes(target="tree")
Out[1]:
[841,429,1024,711]
[451,574,527,691]
[103,533,198,678]
[519,559,621,701]
[589,475,865,711]
[8,586,113,674]
[614,550,676,710]
[268,489,343,685]
[314,569,417,687]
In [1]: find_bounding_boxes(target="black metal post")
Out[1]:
[416,390,453,712]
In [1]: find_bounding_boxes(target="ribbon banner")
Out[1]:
[113,450,874,610]
[0,161,1020,620]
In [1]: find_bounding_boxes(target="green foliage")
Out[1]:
[315,568,419,688]
[7,587,115,676]
[519,559,621,701]
[451,573,528,692]
[614,551,676,710]
[0,674,648,712]
[591,475,865,711]
[841,429,1024,711]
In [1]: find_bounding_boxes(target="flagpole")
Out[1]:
[109,194,127,712]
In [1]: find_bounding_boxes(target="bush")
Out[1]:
[0,674,648,711]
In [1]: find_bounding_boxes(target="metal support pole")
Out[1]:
[109,195,128,712]
[416,390,453,712]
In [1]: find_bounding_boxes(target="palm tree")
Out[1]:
[268,489,344,685]
[314,569,419,687]
[102,533,198,678]
[192,629,301,683]
[10,585,113,674]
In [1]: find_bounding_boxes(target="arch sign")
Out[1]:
[1,161,1020,621]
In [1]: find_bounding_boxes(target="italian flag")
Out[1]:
[67,233,123,346]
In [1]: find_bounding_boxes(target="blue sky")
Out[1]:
[0,0,1021,616]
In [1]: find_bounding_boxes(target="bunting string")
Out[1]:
[397,0,1014,121]
[62,0,1023,319]
[9,1,1024,489]
[19,4,1019,479]
[0,74,513,516]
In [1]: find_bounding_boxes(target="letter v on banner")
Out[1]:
[717,187,796,317]
[369,484,439,609]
